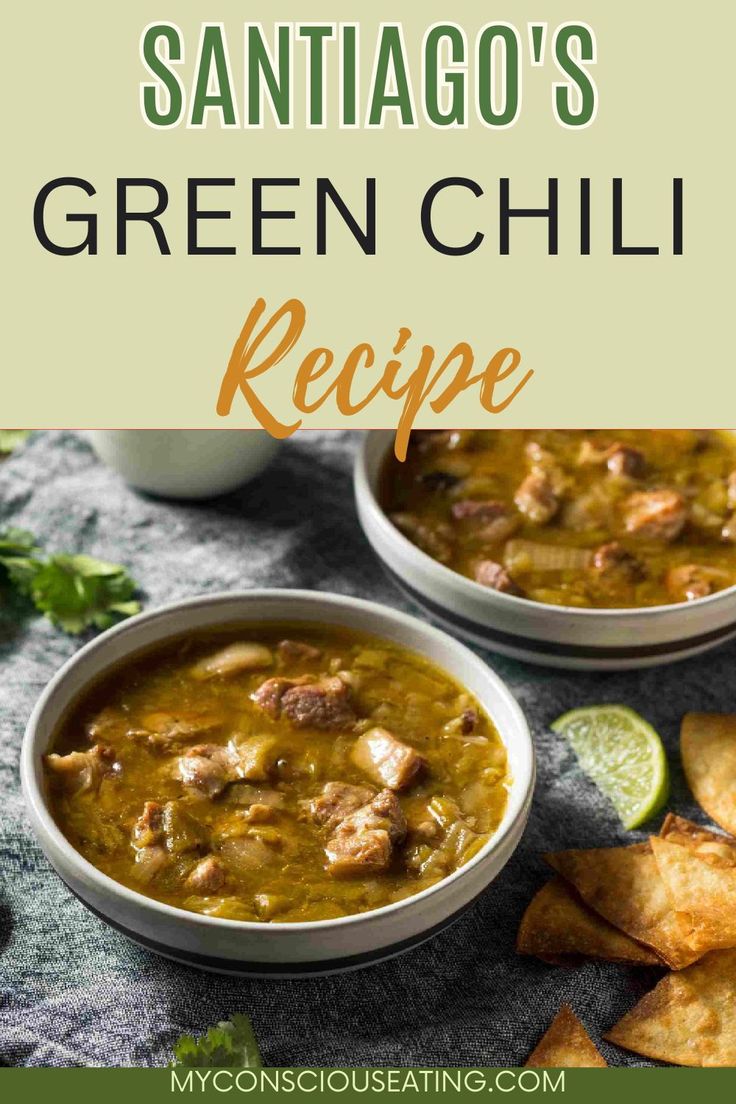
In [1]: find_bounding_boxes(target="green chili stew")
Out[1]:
[45,625,509,922]
[380,430,736,609]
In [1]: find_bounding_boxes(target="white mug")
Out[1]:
[88,429,280,500]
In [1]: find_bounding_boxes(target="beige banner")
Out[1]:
[4,2,733,431]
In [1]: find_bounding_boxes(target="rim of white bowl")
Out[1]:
[355,430,736,619]
[22,589,534,935]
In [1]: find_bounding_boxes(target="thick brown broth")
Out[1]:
[380,430,736,609]
[45,625,509,923]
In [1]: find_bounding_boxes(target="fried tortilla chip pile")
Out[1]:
[605,950,736,1067]
[525,1005,607,1068]
[517,711,736,1065]
[681,713,736,837]
[517,875,662,967]
[520,815,736,970]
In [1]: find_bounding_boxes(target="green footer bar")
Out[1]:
[1,1068,735,1103]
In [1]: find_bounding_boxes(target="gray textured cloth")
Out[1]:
[0,430,730,1068]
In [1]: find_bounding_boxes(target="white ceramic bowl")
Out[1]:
[88,430,280,499]
[355,431,736,671]
[21,590,534,977]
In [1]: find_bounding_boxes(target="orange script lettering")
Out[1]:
[216,297,532,459]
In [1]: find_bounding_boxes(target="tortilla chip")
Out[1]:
[681,714,736,835]
[526,1005,607,1068]
[650,835,736,953]
[605,949,736,1066]
[660,813,736,862]
[518,877,662,966]
[546,844,700,969]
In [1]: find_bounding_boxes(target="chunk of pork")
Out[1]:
[621,490,687,542]
[325,789,407,876]
[177,736,279,797]
[352,728,426,791]
[44,745,116,794]
[252,676,356,730]
[186,855,226,894]
[474,559,524,595]
[514,471,559,525]
[310,782,376,834]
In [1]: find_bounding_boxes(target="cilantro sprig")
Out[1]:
[0,528,141,634]
[0,430,30,455]
[171,1014,262,1069]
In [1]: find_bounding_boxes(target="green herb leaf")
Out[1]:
[0,529,141,633]
[0,528,40,559]
[26,554,141,634]
[2,556,43,596]
[171,1014,262,1069]
[0,430,30,455]
[0,530,43,592]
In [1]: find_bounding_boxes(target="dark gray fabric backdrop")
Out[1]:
[0,430,730,1067]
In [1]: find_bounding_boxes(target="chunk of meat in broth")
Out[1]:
[177,744,234,798]
[186,855,226,894]
[44,745,116,794]
[514,470,559,525]
[253,675,357,731]
[130,799,207,883]
[474,559,525,596]
[590,542,643,583]
[345,789,406,843]
[666,564,730,603]
[277,639,322,663]
[352,728,426,791]
[191,641,273,679]
[132,799,207,855]
[133,843,168,883]
[451,500,520,544]
[131,800,164,848]
[325,789,407,876]
[250,677,303,718]
[282,677,356,730]
[310,781,376,834]
[178,736,282,796]
[621,490,688,542]
[130,829,168,883]
[177,742,249,798]
[524,443,568,495]
[389,512,454,564]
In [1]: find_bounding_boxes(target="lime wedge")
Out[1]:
[551,705,670,830]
